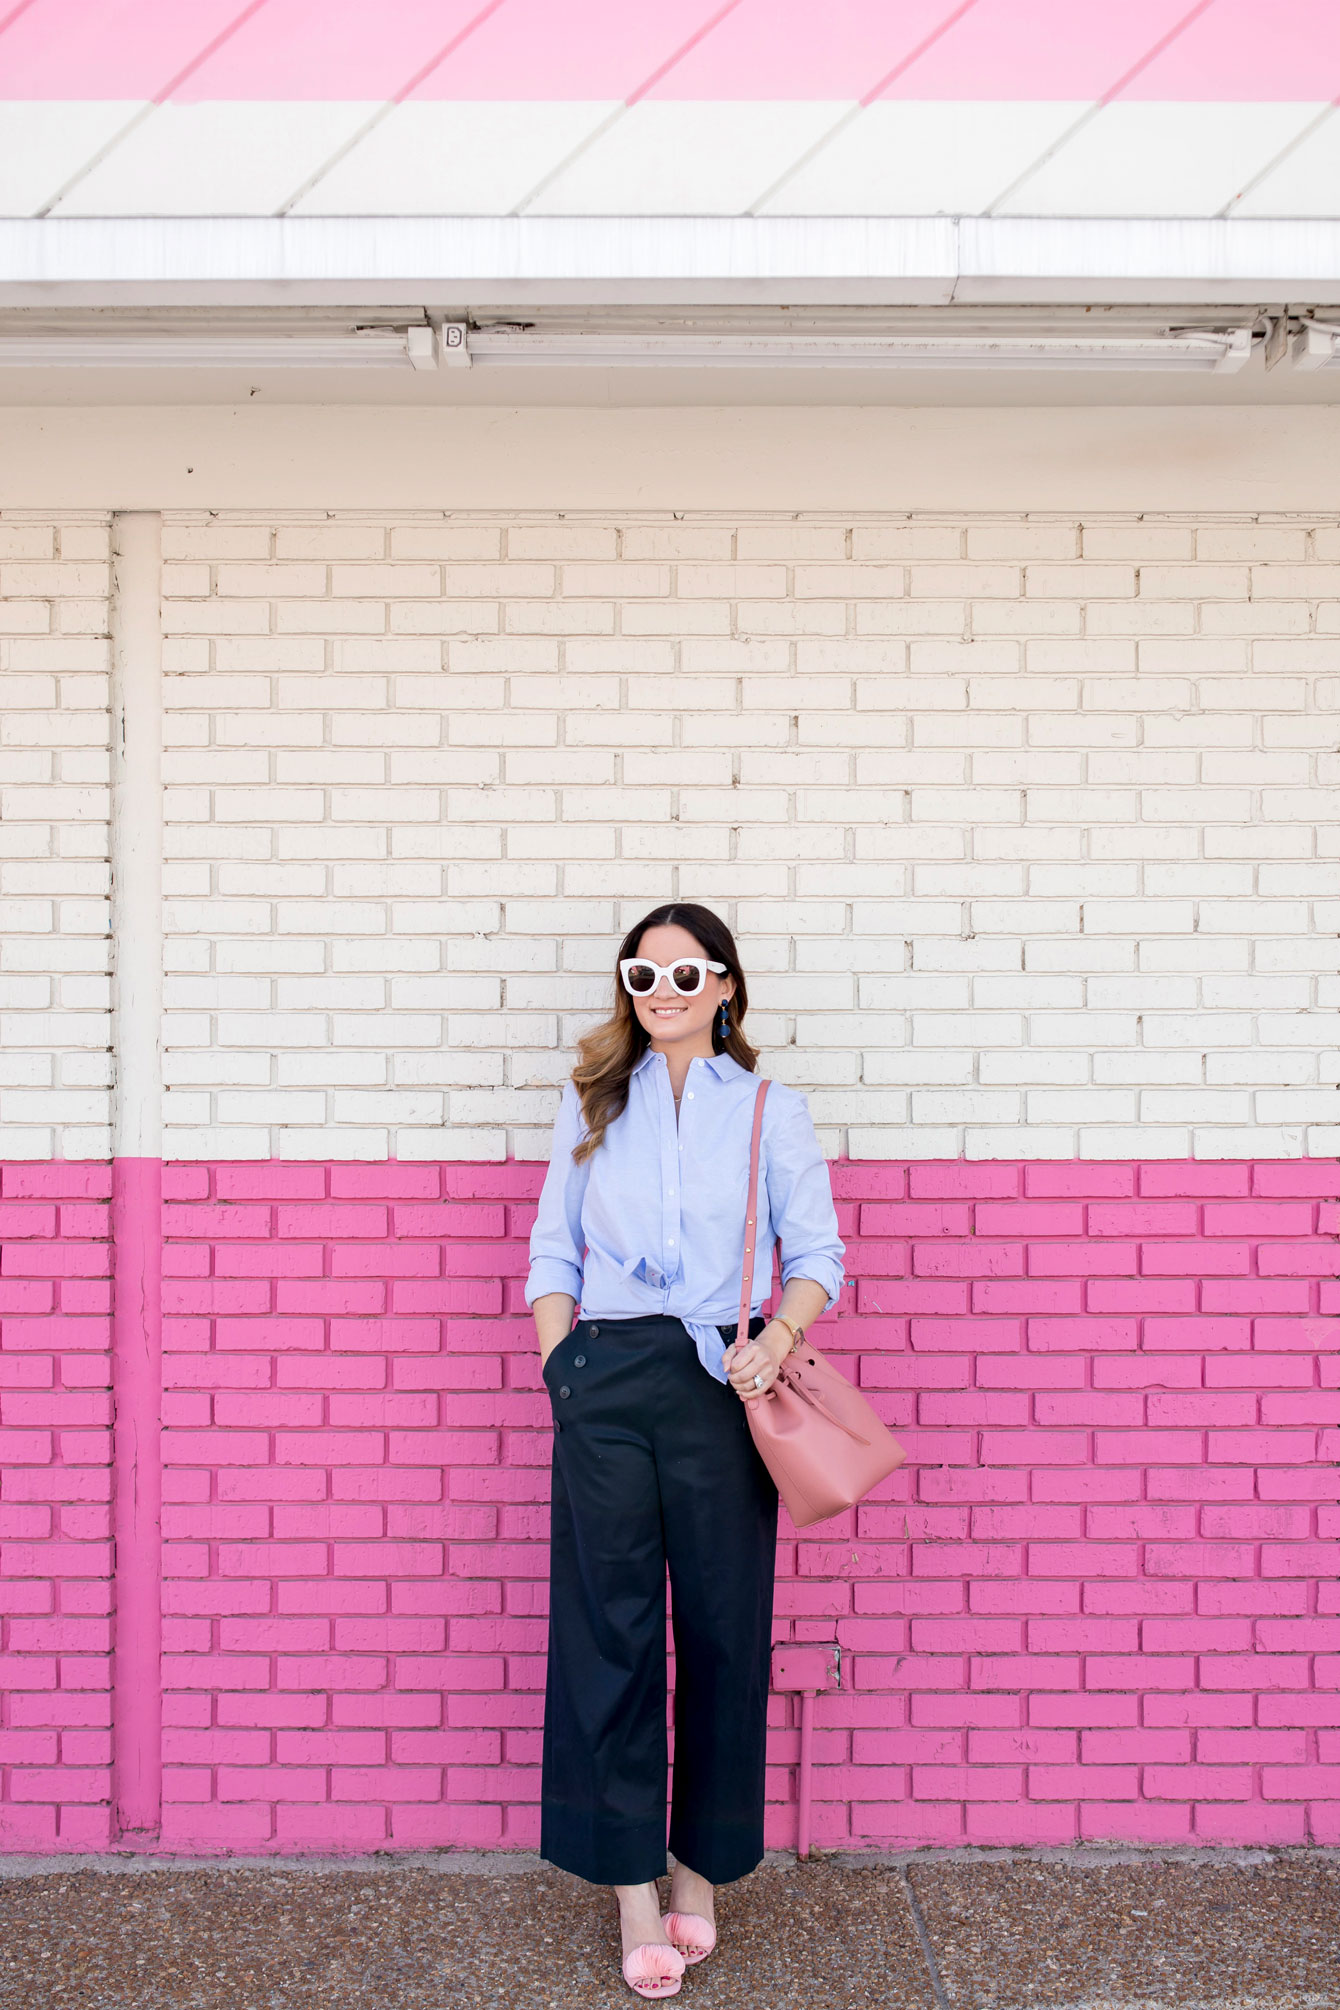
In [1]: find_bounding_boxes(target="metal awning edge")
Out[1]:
[3,216,1340,307]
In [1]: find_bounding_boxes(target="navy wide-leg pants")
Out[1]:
[540,1313,778,1887]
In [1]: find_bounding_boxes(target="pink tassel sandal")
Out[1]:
[661,1910,717,1965]
[622,1941,686,1998]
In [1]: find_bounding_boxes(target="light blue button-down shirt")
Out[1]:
[525,1048,845,1384]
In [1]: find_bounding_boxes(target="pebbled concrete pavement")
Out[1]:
[0,1847,1334,2009]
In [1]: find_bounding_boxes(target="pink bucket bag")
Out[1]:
[730,1079,905,1529]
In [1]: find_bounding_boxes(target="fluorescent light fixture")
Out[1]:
[0,328,434,368]
[464,325,1255,372]
[0,318,1255,372]
[1292,323,1340,370]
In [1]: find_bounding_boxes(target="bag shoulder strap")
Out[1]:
[735,1078,771,1348]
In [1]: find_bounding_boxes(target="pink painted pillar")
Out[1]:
[111,1157,163,1840]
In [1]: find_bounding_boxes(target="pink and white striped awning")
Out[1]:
[3,0,1340,221]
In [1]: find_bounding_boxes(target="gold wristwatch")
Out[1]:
[770,1316,805,1354]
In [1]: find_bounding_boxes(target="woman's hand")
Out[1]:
[722,1320,792,1405]
[532,1292,576,1374]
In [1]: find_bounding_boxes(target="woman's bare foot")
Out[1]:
[667,1858,715,1930]
[614,1879,677,1966]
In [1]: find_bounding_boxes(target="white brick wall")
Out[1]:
[149,511,1338,1164]
[0,515,112,1159]
[5,509,1332,1163]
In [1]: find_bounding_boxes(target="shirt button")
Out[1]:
[573,1354,586,1368]
[668,1237,675,1245]
[687,1093,694,1100]
[558,1385,571,1399]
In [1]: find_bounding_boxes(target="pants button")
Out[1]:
[589,1324,599,1338]
[573,1354,586,1368]
[558,1385,571,1399]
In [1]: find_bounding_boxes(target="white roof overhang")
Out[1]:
[5,215,1340,310]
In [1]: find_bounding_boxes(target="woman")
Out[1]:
[525,902,845,2000]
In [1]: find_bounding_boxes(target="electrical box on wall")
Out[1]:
[772,1645,838,1693]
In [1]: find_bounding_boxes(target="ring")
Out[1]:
[752,1372,764,1389]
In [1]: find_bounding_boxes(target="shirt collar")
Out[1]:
[702,1049,748,1082]
[632,1046,749,1084]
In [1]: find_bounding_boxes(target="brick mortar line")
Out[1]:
[153,508,1340,526]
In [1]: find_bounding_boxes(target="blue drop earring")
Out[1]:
[717,998,730,1043]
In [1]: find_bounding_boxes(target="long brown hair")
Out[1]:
[571,903,759,1163]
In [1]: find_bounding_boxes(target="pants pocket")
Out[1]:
[540,1330,573,1389]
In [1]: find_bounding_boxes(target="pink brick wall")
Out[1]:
[2,1157,1337,1853]
[0,1164,113,1851]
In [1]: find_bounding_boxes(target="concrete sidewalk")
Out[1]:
[0,1847,1334,2009]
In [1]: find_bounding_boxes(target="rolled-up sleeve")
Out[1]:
[764,1089,845,1312]
[525,1079,591,1307]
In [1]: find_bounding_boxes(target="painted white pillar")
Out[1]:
[108,510,164,1842]
[110,511,163,1162]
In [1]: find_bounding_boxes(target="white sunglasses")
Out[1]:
[620,957,727,998]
